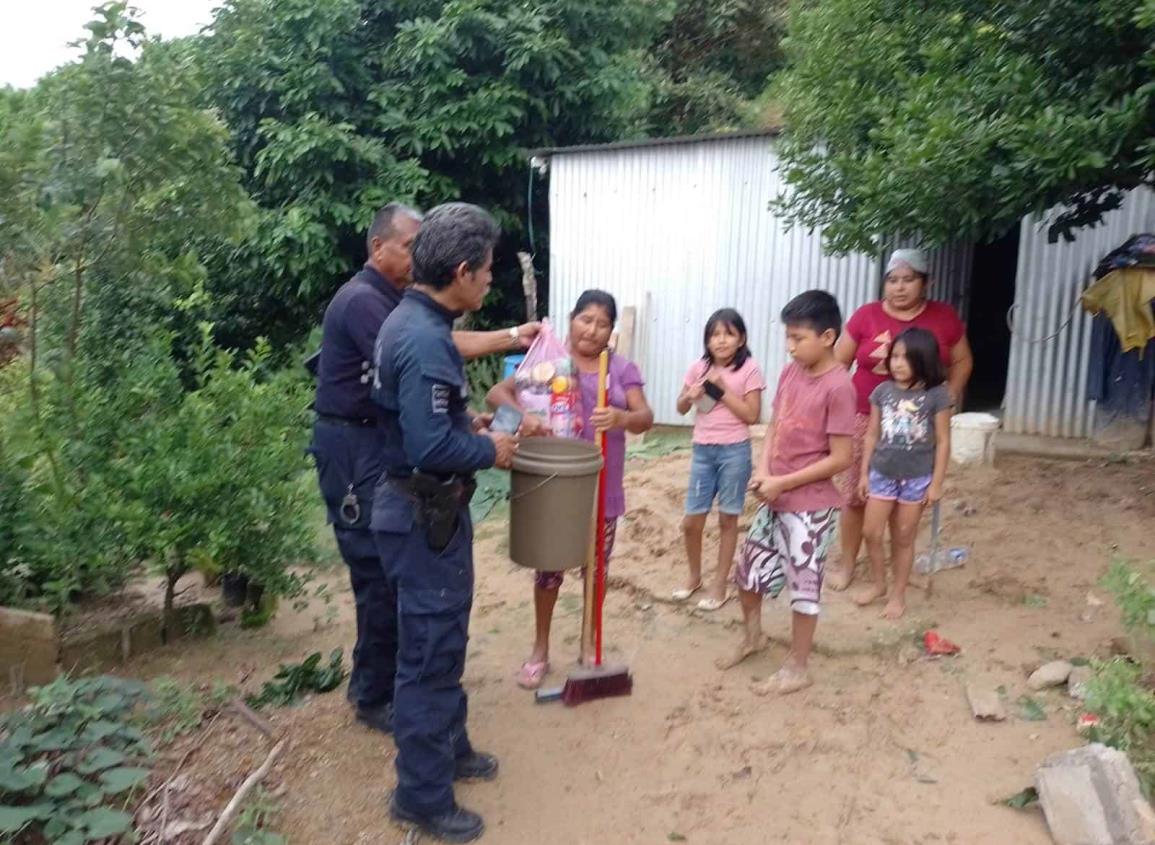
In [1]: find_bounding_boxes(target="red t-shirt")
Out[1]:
[766,362,857,513]
[844,300,965,415]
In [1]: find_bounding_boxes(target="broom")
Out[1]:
[537,349,633,705]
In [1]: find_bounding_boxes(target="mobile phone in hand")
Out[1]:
[702,381,724,401]
[491,404,524,434]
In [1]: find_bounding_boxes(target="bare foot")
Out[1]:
[826,564,855,591]
[881,595,906,620]
[852,583,886,607]
[750,676,779,696]
[715,639,766,671]
[772,667,813,695]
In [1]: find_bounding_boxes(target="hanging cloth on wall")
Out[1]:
[1080,267,1155,354]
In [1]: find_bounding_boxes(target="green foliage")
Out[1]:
[1086,659,1155,791]
[775,0,1155,254]
[0,2,254,363]
[465,355,505,411]
[0,328,316,618]
[648,0,786,133]
[245,650,347,710]
[0,676,152,843]
[1085,560,1155,792]
[0,5,315,619]
[231,787,285,845]
[193,0,668,345]
[1103,559,1155,631]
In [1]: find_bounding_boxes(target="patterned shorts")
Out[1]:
[833,412,870,508]
[733,506,839,615]
[534,518,618,591]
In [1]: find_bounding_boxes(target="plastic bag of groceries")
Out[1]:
[514,319,583,438]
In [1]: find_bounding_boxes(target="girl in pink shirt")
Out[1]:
[675,309,765,610]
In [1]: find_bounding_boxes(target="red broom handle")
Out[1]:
[594,350,609,666]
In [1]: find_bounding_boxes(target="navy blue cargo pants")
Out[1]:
[374,490,474,816]
[309,419,397,710]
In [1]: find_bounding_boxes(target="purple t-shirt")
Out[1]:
[576,354,644,519]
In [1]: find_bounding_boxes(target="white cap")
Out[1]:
[886,248,928,276]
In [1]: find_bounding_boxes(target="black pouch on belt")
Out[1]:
[409,474,468,553]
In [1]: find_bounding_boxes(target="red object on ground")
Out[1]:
[1077,713,1100,733]
[922,630,961,655]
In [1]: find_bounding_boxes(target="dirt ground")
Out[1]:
[113,445,1154,844]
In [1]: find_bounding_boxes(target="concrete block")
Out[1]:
[1035,743,1155,845]
[0,606,59,688]
[966,684,1007,721]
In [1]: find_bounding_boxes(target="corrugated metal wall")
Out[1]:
[547,136,879,426]
[1004,188,1155,438]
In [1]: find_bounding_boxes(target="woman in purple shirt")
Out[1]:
[487,290,654,690]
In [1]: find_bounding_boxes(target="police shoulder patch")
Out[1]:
[431,383,451,414]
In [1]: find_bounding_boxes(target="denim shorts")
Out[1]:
[868,468,932,504]
[686,441,753,516]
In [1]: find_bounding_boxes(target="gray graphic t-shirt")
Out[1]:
[869,382,952,479]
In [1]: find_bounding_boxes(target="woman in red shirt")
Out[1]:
[830,249,973,590]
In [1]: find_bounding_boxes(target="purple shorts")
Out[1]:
[868,469,932,504]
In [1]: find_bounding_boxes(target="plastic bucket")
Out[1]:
[503,354,526,380]
[950,412,1000,464]
[509,438,603,571]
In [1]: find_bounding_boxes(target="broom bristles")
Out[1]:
[561,665,632,706]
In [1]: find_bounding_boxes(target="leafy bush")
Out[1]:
[1085,560,1155,792]
[0,676,153,844]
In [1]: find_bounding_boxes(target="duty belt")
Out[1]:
[315,412,376,428]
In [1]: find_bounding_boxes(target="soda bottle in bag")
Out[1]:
[548,358,580,438]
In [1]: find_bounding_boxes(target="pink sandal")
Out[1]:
[516,660,550,690]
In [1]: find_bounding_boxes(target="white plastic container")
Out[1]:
[950,412,1000,465]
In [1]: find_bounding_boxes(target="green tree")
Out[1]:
[774,0,1155,254]
[0,4,316,619]
[194,0,666,344]
[648,0,786,133]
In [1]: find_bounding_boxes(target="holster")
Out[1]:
[407,473,477,553]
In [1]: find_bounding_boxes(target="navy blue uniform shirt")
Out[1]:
[314,264,403,420]
[372,289,497,477]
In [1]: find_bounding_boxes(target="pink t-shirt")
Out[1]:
[766,362,857,513]
[844,300,965,415]
[683,357,766,445]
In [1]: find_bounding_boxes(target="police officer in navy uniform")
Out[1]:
[310,203,537,737]
[372,203,516,842]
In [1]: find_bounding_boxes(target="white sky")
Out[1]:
[1,0,218,88]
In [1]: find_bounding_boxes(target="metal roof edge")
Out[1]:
[528,127,782,159]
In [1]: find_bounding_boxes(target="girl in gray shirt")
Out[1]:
[853,327,953,619]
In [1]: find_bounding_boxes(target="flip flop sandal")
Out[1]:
[671,582,703,601]
[516,660,550,690]
[696,595,732,612]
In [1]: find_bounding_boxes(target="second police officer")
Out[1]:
[371,203,517,842]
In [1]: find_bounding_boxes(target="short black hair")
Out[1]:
[410,203,500,290]
[366,202,422,253]
[889,327,946,388]
[780,290,842,337]
[571,289,618,324]
[702,308,751,370]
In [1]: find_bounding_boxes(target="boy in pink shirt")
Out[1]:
[717,291,856,694]
[675,309,765,610]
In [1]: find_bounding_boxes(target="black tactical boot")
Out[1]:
[453,751,499,781]
[389,796,485,843]
[355,702,393,734]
